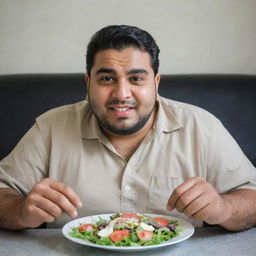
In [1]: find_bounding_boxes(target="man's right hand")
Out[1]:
[16,178,82,228]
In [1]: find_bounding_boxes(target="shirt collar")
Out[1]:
[153,97,183,134]
[82,103,104,140]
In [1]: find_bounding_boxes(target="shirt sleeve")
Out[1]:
[0,121,50,195]
[206,118,256,193]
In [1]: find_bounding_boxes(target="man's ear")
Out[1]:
[155,73,161,93]
[85,73,90,89]
[85,73,90,100]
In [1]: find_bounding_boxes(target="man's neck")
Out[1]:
[104,109,157,161]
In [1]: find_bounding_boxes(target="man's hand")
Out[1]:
[16,178,82,228]
[166,176,230,225]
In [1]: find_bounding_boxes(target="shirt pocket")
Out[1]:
[147,176,183,213]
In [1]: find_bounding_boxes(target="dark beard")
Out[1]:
[94,111,154,135]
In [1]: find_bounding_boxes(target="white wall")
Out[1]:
[0,0,256,75]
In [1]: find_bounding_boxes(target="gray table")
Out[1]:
[0,227,255,256]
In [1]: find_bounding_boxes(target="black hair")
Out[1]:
[86,25,160,76]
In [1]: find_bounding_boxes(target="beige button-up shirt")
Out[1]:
[1,97,255,227]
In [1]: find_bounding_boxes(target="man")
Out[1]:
[0,25,256,231]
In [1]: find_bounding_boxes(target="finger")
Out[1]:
[33,196,63,219]
[183,193,211,217]
[47,179,82,209]
[34,206,56,223]
[175,186,203,213]
[175,179,211,212]
[167,177,203,210]
[33,179,81,218]
[190,204,212,222]
[26,192,63,219]
[39,187,78,218]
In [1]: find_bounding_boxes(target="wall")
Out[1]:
[0,0,255,75]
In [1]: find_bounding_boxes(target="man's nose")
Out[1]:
[112,79,132,99]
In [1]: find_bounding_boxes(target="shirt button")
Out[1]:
[125,185,131,192]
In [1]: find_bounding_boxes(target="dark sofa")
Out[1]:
[0,74,255,166]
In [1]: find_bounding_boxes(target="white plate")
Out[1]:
[62,213,194,252]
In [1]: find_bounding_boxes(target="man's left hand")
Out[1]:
[166,176,230,225]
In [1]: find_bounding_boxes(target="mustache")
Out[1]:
[106,99,138,107]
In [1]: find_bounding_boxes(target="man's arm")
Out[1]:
[0,178,82,230]
[0,188,25,229]
[167,176,256,231]
[220,189,256,230]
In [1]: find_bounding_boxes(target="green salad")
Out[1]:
[69,213,182,247]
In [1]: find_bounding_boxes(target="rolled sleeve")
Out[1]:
[0,122,49,195]
[206,118,256,193]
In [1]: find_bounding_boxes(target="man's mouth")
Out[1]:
[110,107,134,111]
[108,105,135,117]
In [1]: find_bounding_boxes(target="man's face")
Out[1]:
[86,47,160,136]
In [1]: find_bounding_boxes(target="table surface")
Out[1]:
[0,227,256,256]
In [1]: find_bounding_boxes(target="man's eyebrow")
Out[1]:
[94,68,149,76]
[127,69,149,75]
[95,68,117,75]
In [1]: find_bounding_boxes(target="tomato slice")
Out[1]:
[109,229,130,242]
[154,217,169,226]
[120,213,139,219]
[79,223,95,232]
[137,230,154,241]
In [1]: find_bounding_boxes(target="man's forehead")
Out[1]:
[91,48,153,75]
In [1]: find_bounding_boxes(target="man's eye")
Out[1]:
[100,76,113,82]
[130,76,143,83]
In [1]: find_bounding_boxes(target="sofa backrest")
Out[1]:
[0,74,255,166]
